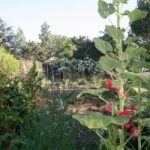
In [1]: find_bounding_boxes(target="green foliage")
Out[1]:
[105,25,124,42]
[77,89,102,99]
[10,102,77,150]
[43,58,98,81]
[131,0,150,38]
[113,0,128,4]
[125,47,146,60]
[0,63,42,149]
[94,38,113,55]
[72,36,102,61]
[0,47,20,78]
[73,0,150,149]
[98,0,115,18]
[124,9,148,22]
[39,22,51,43]
[22,62,42,100]
[22,41,39,60]
[98,56,123,72]
[56,36,76,59]
[78,79,88,85]
[0,18,19,53]
[131,0,150,62]
[120,72,146,82]
[73,112,129,129]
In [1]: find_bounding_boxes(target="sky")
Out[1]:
[0,0,137,41]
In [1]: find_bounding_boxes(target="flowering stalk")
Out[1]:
[116,0,123,62]
[119,79,125,111]
[138,82,142,150]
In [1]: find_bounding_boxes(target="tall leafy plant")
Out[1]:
[73,0,149,149]
[0,63,42,149]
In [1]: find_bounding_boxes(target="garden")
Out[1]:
[0,0,150,150]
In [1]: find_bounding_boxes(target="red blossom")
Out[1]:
[124,93,129,99]
[129,127,140,140]
[115,87,121,95]
[105,105,112,113]
[106,79,113,89]
[99,105,105,112]
[123,119,133,128]
[115,88,129,99]
[118,109,131,116]
[131,104,137,111]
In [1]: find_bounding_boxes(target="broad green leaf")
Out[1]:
[142,118,150,127]
[113,0,128,4]
[126,36,137,45]
[73,112,129,129]
[77,89,102,99]
[105,25,124,42]
[98,0,115,19]
[94,38,113,54]
[121,72,145,82]
[132,87,148,93]
[98,56,123,71]
[77,89,108,103]
[141,136,150,141]
[130,61,150,72]
[125,47,146,60]
[124,9,148,22]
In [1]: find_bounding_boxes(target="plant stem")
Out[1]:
[116,0,123,63]
[117,1,120,29]
[138,82,142,150]
[119,78,125,111]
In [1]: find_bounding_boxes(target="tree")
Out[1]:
[72,36,102,61]
[131,0,150,39]
[57,36,76,59]
[38,22,52,61]
[38,23,76,61]
[39,22,51,43]
[15,27,27,58]
[0,47,20,78]
[0,18,6,46]
[0,18,19,55]
[73,0,149,149]
[131,0,150,61]
[22,41,40,60]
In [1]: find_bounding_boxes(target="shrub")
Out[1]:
[0,47,20,78]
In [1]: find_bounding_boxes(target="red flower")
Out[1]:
[105,105,112,113]
[129,127,140,140]
[106,79,113,89]
[124,93,128,99]
[118,109,131,116]
[115,88,128,99]
[131,104,137,111]
[123,119,133,128]
[100,105,105,112]
[115,87,121,95]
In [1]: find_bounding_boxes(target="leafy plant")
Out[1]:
[9,100,77,150]
[73,0,150,150]
[0,47,20,78]
[0,63,42,149]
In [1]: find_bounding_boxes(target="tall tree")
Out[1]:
[22,41,40,60]
[57,36,76,59]
[0,18,6,46]
[15,27,27,57]
[131,0,150,61]
[72,36,102,61]
[38,22,52,61]
[0,18,19,54]
[131,0,150,39]
[39,22,51,43]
